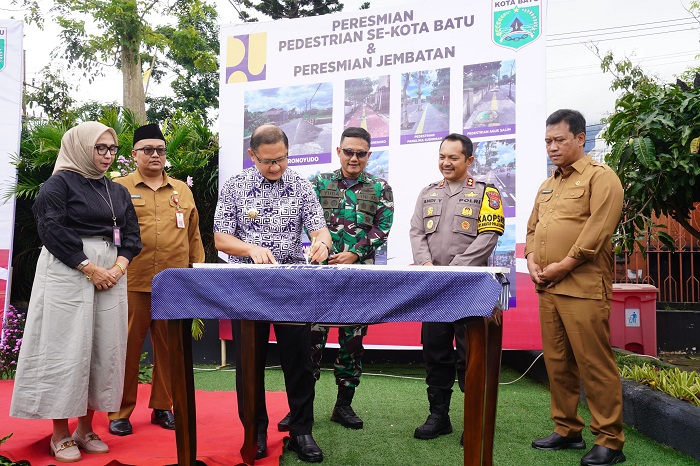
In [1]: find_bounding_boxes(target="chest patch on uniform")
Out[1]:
[429,192,439,197]
[462,207,473,216]
[465,191,477,197]
[461,221,470,230]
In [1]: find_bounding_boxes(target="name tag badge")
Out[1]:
[130,194,142,199]
[113,227,122,247]
[540,189,553,194]
[176,212,185,229]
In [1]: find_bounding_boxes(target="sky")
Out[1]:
[11,0,700,127]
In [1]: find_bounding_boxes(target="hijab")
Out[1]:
[52,121,118,180]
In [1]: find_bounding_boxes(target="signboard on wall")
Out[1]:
[219,1,547,350]
[0,20,22,319]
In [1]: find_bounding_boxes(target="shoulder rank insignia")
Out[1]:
[466,177,474,187]
[437,180,445,188]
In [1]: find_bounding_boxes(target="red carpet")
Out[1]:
[0,380,288,465]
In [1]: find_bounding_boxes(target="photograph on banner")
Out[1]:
[344,76,390,147]
[399,68,449,145]
[472,138,516,218]
[463,60,516,138]
[242,82,334,169]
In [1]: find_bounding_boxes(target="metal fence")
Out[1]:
[614,211,700,303]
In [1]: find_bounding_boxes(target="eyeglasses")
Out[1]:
[340,147,369,159]
[253,153,289,166]
[134,146,166,156]
[94,144,120,156]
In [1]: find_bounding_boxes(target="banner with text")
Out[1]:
[219,1,548,350]
[0,20,22,320]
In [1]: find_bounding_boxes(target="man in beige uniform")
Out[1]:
[526,109,625,466]
[108,123,205,436]
[409,133,504,443]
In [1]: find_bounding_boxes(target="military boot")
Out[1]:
[414,387,453,440]
[330,385,364,429]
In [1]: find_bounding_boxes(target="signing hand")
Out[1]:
[307,241,330,263]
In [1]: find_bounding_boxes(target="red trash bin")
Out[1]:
[610,284,658,356]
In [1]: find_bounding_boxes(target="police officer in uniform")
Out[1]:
[409,133,504,443]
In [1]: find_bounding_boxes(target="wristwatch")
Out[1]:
[76,259,90,271]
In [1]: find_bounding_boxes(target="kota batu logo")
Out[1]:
[0,27,7,72]
[226,33,267,83]
[492,2,541,50]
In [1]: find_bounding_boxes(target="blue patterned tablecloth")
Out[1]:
[151,264,508,323]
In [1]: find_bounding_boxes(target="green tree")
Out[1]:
[24,66,76,123]
[227,0,345,21]
[8,0,43,26]
[599,52,700,254]
[53,0,164,123]
[155,0,219,123]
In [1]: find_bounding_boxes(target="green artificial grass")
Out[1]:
[192,364,700,466]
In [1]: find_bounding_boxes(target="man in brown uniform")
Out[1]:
[108,124,205,436]
[409,133,504,443]
[526,109,626,466]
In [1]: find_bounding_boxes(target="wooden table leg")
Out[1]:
[462,316,503,466]
[239,320,261,465]
[168,319,197,466]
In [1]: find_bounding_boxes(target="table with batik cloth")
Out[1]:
[152,264,510,466]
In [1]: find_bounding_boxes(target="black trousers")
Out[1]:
[421,322,467,393]
[233,320,316,436]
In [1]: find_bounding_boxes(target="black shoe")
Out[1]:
[256,432,268,460]
[414,412,453,440]
[151,409,176,430]
[581,445,626,466]
[532,432,586,450]
[330,405,364,429]
[277,412,291,432]
[109,418,133,436]
[287,434,324,463]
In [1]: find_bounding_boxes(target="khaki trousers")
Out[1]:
[108,291,172,420]
[538,291,625,450]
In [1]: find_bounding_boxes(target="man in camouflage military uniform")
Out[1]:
[278,127,393,431]
[409,133,504,443]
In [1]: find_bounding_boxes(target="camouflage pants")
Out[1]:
[310,324,367,388]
